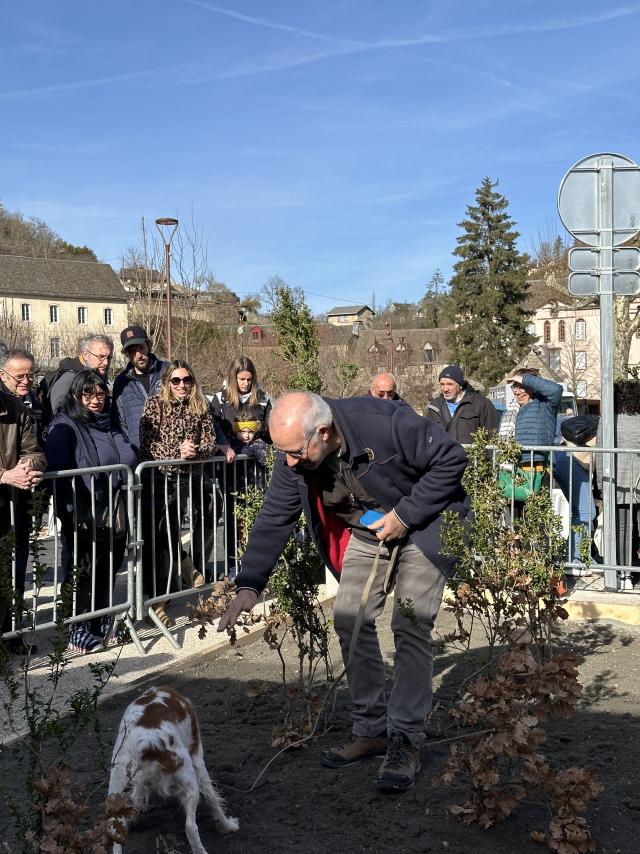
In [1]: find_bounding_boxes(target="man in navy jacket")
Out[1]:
[219,391,468,792]
[112,326,169,454]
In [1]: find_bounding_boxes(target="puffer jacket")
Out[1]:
[112,355,169,452]
[514,374,563,460]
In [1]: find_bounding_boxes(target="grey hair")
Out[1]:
[269,391,333,439]
[0,348,35,370]
[79,333,114,353]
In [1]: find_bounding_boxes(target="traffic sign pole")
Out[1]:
[558,152,640,591]
[598,157,618,591]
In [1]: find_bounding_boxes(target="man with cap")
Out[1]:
[111,325,169,454]
[426,364,499,444]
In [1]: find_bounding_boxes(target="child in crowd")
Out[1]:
[231,409,269,487]
[222,410,269,570]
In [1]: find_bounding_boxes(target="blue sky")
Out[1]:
[1,1,639,313]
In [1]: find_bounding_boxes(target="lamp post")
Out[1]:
[155,217,179,359]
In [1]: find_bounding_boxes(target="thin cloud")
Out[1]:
[182,0,345,44]
[2,5,639,100]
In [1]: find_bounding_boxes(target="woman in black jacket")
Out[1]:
[210,357,272,571]
[46,370,136,654]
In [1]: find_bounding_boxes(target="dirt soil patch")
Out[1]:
[1,604,639,854]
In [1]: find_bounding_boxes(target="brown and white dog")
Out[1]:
[109,686,239,854]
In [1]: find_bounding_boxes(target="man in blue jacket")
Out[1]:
[112,326,169,454]
[218,391,468,792]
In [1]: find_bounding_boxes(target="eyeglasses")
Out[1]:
[169,375,194,387]
[1,369,35,384]
[84,349,113,364]
[81,390,107,401]
[276,431,317,460]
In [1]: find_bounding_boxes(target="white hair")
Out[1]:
[269,392,333,439]
[79,333,114,353]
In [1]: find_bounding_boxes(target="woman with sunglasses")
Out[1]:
[45,370,136,654]
[139,359,216,626]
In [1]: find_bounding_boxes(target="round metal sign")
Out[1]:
[558,152,640,247]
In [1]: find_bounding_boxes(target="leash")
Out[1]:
[347,539,401,665]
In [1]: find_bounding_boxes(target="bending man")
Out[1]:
[218,392,468,792]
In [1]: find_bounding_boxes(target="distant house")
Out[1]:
[326,304,375,327]
[0,254,128,365]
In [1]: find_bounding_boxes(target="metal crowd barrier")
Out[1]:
[483,443,640,592]
[2,445,639,656]
[133,454,266,649]
[1,463,143,653]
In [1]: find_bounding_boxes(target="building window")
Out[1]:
[78,306,87,324]
[575,318,586,340]
[576,380,588,398]
[49,304,59,323]
[526,322,536,336]
[50,338,61,359]
[558,319,566,342]
[575,351,587,371]
[21,303,31,322]
[543,320,551,343]
[103,308,113,326]
[549,350,561,372]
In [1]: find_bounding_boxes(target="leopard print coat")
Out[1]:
[139,395,217,464]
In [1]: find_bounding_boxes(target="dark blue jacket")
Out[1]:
[235,397,469,594]
[112,356,169,452]
[45,410,137,510]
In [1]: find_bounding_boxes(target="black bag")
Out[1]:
[560,415,600,446]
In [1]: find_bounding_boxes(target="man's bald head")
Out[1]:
[370,373,397,399]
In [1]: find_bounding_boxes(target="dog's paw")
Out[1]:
[218,815,240,834]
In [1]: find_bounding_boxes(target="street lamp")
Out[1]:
[155,217,179,359]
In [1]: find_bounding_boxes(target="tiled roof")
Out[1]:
[326,304,374,316]
[0,254,128,302]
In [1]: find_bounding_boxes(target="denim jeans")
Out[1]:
[553,452,596,562]
[332,536,445,748]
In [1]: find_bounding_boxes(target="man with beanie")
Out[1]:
[426,364,499,444]
[112,325,169,454]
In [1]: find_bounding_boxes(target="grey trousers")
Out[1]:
[332,536,445,748]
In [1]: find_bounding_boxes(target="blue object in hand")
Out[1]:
[360,509,385,529]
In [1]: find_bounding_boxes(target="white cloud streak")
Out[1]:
[2,5,639,100]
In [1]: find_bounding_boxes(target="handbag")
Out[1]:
[498,465,545,502]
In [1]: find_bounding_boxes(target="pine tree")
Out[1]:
[269,278,322,393]
[448,178,534,386]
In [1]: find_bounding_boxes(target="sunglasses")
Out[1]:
[169,375,193,387]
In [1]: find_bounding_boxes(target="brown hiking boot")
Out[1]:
[320,733,388,769]
[376,733,421,792]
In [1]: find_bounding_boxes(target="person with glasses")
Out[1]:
[44,333,114,419]
[139,359,217,627]
[0,348,44,445]
[45,370,136,654]
[218,391,469,793]
[368,373,401,401]
[0,355,46,655]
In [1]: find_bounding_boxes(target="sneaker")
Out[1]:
[376,733,421,792]
[68,623,103,655]
[320,733,388,768]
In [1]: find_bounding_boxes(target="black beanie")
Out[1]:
[439,365,466,387]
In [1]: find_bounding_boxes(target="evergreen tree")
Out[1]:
[269,278,322,393]
[448,178,534,386]
[420,268,452,328]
